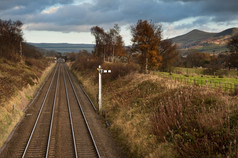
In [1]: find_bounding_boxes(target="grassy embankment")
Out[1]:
[0,58,55,148]
[70,60,238,157]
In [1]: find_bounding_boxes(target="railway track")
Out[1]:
[63,64,100,157]
[17,62,100,158]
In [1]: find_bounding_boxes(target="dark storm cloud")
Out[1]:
[0,0,238,32]
[24,0,197,27]
[162,0,238,15]
[0,0,73,11]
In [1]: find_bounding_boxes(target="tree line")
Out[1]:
[0,19,23,61]
[0,19,45,61]
[91,20,178,73]
[90,19,238,73]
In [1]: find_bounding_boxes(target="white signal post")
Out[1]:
[97,65,111,111]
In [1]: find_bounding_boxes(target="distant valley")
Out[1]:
[29,43,95,53]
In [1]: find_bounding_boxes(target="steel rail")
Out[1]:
[78,83,97,111]
[64,64,101,158]
[21,63,59,158]
[45,64,60,158]
[62,65,78,158]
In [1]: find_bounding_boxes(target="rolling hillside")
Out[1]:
[171,27,238,53]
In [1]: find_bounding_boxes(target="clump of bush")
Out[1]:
[71,57,139,83]
[25,58,49,71]
[203,68,228,77]
[151,87,238,157]
[71,57,103,72]
[102,63,139,81]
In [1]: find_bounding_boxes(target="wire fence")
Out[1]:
[158,73,238,94]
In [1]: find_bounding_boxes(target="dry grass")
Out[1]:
[0,62,55,148]
[71,62,238,157]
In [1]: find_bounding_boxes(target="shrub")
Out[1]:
[102,63,139,81]
[151,87,238,157]
[218,74,224,78]
[72,57,103,72]
[25,58,48,71]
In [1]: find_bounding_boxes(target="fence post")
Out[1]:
[205,80,207,88]
[235,84,237,93]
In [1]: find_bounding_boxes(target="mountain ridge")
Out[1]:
[171,27,238,53]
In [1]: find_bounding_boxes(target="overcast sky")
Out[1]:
[0,0,238,45]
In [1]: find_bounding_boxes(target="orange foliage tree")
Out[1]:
[131,20,162,73]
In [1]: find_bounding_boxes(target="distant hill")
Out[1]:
[171,27,238,53]
[29,43,95,53]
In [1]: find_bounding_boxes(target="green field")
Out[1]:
[153,70,238,92]
[172,67,238,77]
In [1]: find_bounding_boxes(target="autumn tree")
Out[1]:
[227,33,238,68]
[91,24,126,62]
[131,20,162,73]
[22,43,43,59]
[159,39,178,72]
[66,52,77,62]
[91,26,106,59]
[0,19,23,61]
[109,24,126,62]
[186,51,211,68]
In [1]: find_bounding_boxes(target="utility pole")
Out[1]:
[97,65,111,111]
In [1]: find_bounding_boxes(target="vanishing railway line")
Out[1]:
[17,62,100,158]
